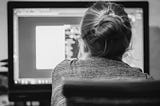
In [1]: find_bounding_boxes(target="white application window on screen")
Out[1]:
[36,26,65,69]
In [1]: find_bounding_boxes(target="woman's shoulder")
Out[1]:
[114,63,153,80]
[52,59,79,73]
[53,59,71,71]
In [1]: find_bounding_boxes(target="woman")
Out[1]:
[51,1,152,106]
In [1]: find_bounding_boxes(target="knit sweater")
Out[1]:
[51,57,152,106]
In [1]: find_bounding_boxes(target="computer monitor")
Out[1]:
[8,1,149,101]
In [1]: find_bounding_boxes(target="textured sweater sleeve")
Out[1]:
[51,60,71,106]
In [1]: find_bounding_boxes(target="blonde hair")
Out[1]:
[79,1,131,60]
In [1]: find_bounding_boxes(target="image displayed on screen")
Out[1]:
[13,7,143,85]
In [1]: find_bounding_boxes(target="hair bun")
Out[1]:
[95,15,127,40]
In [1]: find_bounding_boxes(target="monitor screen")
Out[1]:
[13,7,144,85]
[8,1,149,101]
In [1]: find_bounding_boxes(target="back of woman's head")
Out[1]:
[80,1,132,60]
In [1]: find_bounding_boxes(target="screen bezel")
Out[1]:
[8,1,149,101]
